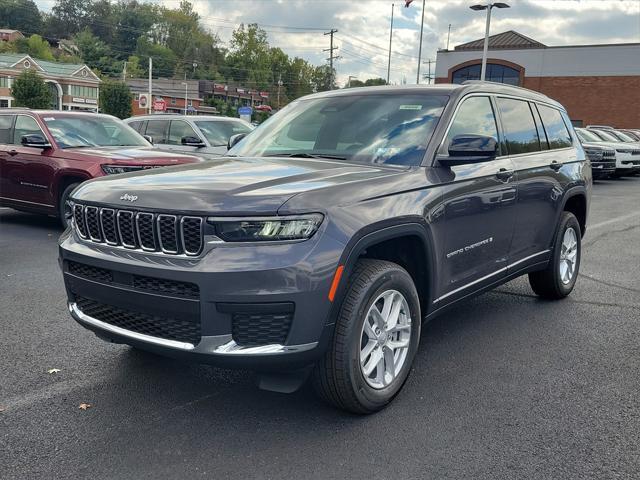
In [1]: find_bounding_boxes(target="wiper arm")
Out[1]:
[265,152,347,160]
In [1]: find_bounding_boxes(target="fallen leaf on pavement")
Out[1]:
[79,403,92,410]
[0,406,5,412]
[47,368,61,374]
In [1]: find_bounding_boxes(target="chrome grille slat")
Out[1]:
[136,212,156,251]
[181,217,203,256]
[72,204,203,257]
[157,214,179,254]
[117,210,137,248]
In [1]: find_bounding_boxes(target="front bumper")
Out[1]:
[59,228,345,370]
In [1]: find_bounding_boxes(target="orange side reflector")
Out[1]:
[328,265,345,302]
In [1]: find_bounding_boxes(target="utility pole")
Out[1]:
[387,3,395,84]
[416,0,426,84]
[148,57,152,115]
[423,59,434,84]
[324,29,339,90]
[446,24,451,50]
[276,73,283,109]
[122,61,127,82]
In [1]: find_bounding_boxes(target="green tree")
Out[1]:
[99,81,132,119]
[11,70,52,108]
[224,24,272,89]
[136,38,177,78]
[46,0,88,37]
[124,55,145,79]
[0,0,43,33]
[14,34,55,61]
[112,1,160,59]
[74,29,111,68]
[364,78,387,86]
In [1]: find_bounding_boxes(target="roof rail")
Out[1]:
[462,80,533,92]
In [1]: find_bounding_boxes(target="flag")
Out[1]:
[405,0,414,7]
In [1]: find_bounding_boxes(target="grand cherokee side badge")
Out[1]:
[120,193,138,202]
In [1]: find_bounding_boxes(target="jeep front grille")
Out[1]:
[71,204,204,256]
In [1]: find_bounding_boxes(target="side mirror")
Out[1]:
[438,134,497,166]
[227,133,247,150]
[21,134,51,149]
[143,134,154,144]
[181,135,206,147]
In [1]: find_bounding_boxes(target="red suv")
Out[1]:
[0,110,202,226]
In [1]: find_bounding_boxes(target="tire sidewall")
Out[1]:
[59,183,79,228]
[343,267,421,410]
[551,212,581,295]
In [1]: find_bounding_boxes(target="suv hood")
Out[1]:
[581,142,615,151]
[71,156,405,214]
[63,146,202,165]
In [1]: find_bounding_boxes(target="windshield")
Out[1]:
[229,93,449,166]
[611,130,636,142]
[43,115,149,149]
[590,129,620,143]
[577,129,603,143]
[194,119,253,146]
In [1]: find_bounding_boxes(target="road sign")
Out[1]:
[153,98,167,112]
[238,106,253,116]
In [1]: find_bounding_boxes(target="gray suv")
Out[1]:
[59,82,591,413]
[125,114,253,157]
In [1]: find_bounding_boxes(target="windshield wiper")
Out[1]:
[265,152,347,160]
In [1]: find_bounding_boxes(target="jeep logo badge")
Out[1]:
[120,193,138,202]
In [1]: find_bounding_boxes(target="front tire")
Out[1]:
[529,211,581,299]
[312,259,421,414]
[58,183,79,229]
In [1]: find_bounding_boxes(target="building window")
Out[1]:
[0,76,8,88]
[0,99,8,108]
[171,97,176,105]
[188,99,193,106]
[452,63,520,86]
[69,85,98,98]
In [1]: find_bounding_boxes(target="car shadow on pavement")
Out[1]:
[0,210,63,230]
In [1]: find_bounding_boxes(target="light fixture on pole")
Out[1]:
[469,2,510,81]
[181,81,188,115]
[347,76,358,88]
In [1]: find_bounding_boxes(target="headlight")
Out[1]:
[101,165,161,175]
[208,214,324,242]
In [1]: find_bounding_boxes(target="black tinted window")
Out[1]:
[168,121,198,145]
[144,120,169,144]
[496,98,540,154]
[443,96,498,153]
[0,115,14,144]
[538,105,572,149]
[128,120,143,132]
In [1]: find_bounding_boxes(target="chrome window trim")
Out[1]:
[116,210,137,249]
[84,206,102,242]
[180,216,203,256]
[157,214,179,254]
[99,208,118,245]
[136,212,157,252]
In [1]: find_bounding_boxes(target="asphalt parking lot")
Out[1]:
[1,176,639,480]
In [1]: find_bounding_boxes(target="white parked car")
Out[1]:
[576,128,640,176]
[125,114,254,157]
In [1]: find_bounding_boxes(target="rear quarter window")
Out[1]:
[0,115,14,144]
[538,105,572,149]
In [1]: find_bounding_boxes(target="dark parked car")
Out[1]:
[59,82,591,413]
[0,111,202,226]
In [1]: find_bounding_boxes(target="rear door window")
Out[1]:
[144,120,169,144]
[537,105,572,149]
[441,96,499,154]
[496,98,541,155]
[0,115,14,144]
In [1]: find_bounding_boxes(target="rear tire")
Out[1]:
[312,259,421,414]
[529,211,581,299]
[58,183,79,229]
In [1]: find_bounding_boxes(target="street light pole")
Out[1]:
[347,76,357,88]
[416,0,425,84]
[470,3,510,81]
[387,3,394,84]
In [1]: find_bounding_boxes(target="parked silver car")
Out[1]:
[125,114,254,156]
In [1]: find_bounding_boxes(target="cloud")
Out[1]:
[36,0,640,86]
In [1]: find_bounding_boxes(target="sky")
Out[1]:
[36,0,640,86]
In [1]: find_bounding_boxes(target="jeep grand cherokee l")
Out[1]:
[59,83,591,413]
[0,111,202,227]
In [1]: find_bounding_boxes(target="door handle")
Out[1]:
[495,168,514,181]
[549,161,562,171]
[8,149,18,156]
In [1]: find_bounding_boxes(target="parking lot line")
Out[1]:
[588,211,640,231]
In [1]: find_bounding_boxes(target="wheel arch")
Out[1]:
[329,221,437,322]
[560,187,587,237]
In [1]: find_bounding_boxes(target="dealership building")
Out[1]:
[435,31,640,128]
[0,53,100,111]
